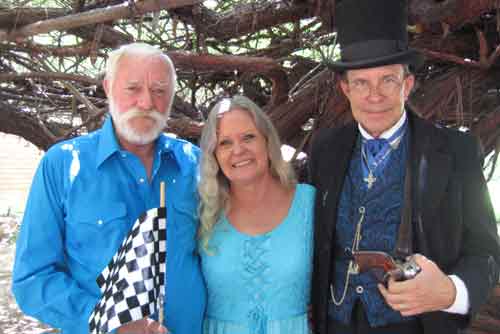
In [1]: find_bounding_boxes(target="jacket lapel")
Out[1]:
[321,124,358,242]
[409,114,452,253]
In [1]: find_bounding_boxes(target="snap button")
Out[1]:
[356,286,364,294]
[139,178,145,183]
[97,219,103,225]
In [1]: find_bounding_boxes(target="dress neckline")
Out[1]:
[222,184,301,238]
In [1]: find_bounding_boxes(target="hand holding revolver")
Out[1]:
[377,254,457,316]
[352,250,421,284]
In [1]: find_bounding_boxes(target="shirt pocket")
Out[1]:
[169,201,198,250]
[65,202,128,268]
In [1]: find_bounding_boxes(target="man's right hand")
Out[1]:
[117,318,168,334]
[378,254,456,316]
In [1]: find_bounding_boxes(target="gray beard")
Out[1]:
[109,103,168,145]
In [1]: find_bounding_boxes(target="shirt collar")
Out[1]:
[96,116,121,167]
[157,134,198,176]
[96,116,195,176]
[358,110,407,140]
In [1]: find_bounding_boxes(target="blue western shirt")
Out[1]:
[12,117,206,334]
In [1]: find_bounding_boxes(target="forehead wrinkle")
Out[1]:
[218,125,258,139]
[348,64,404,79]
[124,80,140,85]
[123,79,169,89]
[350,72,402,84]
[151,81,169,88]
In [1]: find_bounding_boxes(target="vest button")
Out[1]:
[356,286,364,294]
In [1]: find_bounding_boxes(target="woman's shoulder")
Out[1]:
[287,183,315,231]
[296,183,316,199]
[289,183,316,216]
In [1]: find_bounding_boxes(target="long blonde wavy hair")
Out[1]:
[198,95,296,252]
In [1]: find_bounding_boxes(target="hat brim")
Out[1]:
[326,49,424,72]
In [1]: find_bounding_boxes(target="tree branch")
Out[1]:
[1,0,200,41]
[168,51,289,105]
[409,0,497,26]
[0,72,99,85]
[416,48,483,68]
[173,2,313,41]
[0,100,59,151]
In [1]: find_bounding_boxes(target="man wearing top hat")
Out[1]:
[308,1,500,333]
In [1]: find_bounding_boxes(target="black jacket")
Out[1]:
[308,112,500,334]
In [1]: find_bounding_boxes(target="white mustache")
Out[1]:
[121,108,165,123]
[109,103,169,145]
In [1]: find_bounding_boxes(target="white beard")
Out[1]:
[109,102,168,145]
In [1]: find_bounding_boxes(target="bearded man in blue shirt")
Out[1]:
[12,43,206,334]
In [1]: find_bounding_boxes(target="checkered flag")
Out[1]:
[88,207,167,334]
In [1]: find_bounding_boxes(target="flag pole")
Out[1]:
[160,181,165,209]
[159,181,165,327]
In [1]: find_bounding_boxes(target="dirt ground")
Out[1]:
[0,215,52,334]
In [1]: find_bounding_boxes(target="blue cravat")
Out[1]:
[364,139,389,158]
[361,120,407,189]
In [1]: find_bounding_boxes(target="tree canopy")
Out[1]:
[0,1,500,331]
[0,0,499,178]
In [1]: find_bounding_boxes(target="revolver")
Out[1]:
[351,250,421,284]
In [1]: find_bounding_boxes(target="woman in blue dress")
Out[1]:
[198,95,315,334]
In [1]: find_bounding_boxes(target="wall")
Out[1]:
[0,133,43,215]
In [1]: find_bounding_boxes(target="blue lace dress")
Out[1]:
[200,183,316,334]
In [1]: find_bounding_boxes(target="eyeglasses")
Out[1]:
[346,75,406,98]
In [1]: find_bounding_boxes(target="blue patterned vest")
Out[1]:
[328,132,416,327]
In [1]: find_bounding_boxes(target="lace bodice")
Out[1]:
[200,184,316,334]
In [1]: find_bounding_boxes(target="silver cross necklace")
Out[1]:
[361,135,404,189]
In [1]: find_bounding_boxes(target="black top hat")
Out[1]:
[327,0,423,71]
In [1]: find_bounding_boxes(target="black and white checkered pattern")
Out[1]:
[88,207,166,334]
